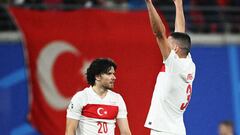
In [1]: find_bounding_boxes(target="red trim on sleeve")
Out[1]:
[160,64,165,72]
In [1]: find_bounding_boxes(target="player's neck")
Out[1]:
[177,51,187,58]
[92,85,108,98]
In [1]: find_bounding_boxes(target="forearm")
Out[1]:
[65,130,75,135]
[146,0,166,38]
[120,129,131,135]
[117,118,132,135]
[174,1,185,32]
[65,119,78,135]
[65,128,76,135]
[120,132,131,135]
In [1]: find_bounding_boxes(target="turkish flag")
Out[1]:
[10,7,169,135]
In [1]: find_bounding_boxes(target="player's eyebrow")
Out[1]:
[106,70,115,74]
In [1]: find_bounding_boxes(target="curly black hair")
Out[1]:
[86,58,117,86]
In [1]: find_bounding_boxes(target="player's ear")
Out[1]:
[95,75,101,81]
[174,44,179,52]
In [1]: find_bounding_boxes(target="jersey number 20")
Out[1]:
[180,84,192,110]
[97,122,108,134]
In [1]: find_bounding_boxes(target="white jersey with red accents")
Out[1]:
[145,50,196,135]
[67,87,127,135]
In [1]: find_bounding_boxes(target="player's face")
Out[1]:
[98,67,116,90]
[218,125,233,135]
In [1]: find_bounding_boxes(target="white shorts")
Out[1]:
[150,130,179,135]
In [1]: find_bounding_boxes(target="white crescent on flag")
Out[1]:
[37,40,79,110]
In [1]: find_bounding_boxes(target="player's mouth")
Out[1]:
[110,81,115,85]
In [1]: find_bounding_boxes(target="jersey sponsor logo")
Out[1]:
[82,104,118,119]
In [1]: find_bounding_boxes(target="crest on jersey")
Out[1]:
[97,107,108,116]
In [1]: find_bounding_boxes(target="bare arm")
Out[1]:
[117,118,131,135]
[145,0,171,60]
[65,118,79,135]
[174,0,185,32]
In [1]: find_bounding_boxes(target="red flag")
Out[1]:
[10,7,169,135]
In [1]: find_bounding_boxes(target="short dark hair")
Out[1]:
[86,58,117,86]
[170,32,191,54]
[219,120,234,128]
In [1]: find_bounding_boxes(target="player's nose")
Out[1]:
[112,74,116,80]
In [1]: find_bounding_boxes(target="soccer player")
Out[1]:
[65,58,131,135]
[144,0,196,135]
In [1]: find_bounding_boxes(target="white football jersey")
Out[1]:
[67,87,127,135]
[145,50,196,135]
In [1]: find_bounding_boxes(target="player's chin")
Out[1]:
[108,84,114,90]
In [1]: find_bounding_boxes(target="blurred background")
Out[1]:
[0,0,239,135]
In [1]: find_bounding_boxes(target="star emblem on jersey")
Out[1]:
[97,107,108,116]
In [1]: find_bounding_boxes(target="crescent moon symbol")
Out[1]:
[97,108,104,116]
[37,40,79,110]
